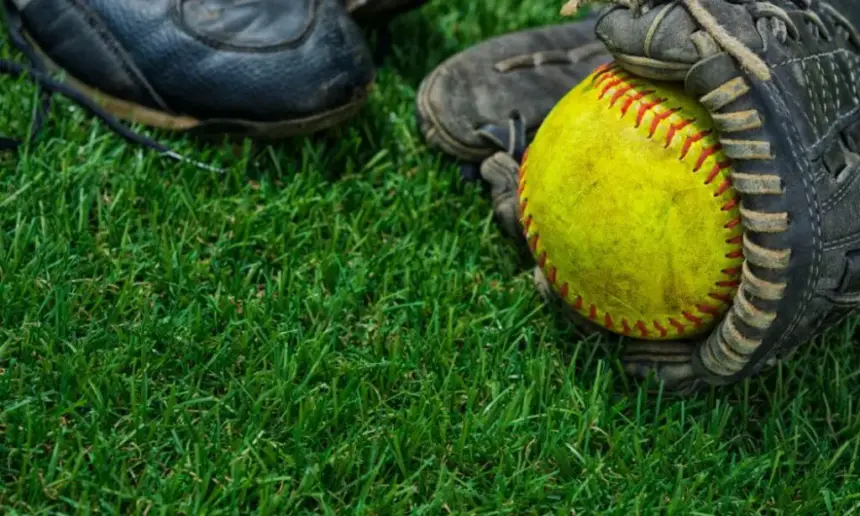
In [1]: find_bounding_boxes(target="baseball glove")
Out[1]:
[483,0,860,392]
[417,15,612,169]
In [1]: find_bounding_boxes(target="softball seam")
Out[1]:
[518,63,744,339]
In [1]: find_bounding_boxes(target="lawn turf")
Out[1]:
[1,2,860,514]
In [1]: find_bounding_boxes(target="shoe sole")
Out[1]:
[25,31,373,139]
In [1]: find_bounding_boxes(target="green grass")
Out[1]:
[2,2,860,514]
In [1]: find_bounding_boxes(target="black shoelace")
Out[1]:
[1,3,223,173]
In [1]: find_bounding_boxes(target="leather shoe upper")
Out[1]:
[14,0,376,122]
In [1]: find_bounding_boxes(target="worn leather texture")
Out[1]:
[594,0,860,386]
[179,0,316,48]
[457,0,860,392]
[594,0,763,76]
[416,16,612,162]
[16,0,376,121]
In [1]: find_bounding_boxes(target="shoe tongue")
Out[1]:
[179,0,315,48]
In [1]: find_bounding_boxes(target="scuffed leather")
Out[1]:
[456,0,860,391]
[180,0,315,48]
[594,0,763,68]
[595,0,860,386]
[16,0,375,121]
[417,17,612,162]
[479,152,524,242]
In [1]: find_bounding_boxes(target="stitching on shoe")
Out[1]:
[62,0,173,113]
[517,63,743,340]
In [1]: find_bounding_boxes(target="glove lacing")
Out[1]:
[558,0,860,383]
[563,0,858,82]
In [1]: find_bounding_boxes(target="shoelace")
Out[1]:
[1,4,224,173]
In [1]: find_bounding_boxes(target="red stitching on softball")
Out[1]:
[649,109,675,138]
[668,318,686,333]
[593,63,613,75]
[519,64,743,340]
[705,160,732,184]
[599,79,624,99]
[538,251,547,268]
[610,85,634,107]
[682,312,704,327]
[694,144,721,172]
[725,217,742,229]
[697,304,720,315]
[636,99,662,128]
[713,179,732,196]
[665,119,693,148]
[621,91,651,116]
[709,292,733,303]
[593,68,616,88]
[681,130,711,160]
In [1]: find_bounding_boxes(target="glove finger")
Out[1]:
[622,340,700,391]
[590,0,860,389]
[480,152,524,241]
[480,152,520,194]
[594,0,764,81]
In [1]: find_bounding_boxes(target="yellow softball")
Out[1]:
[519,63,744,340]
